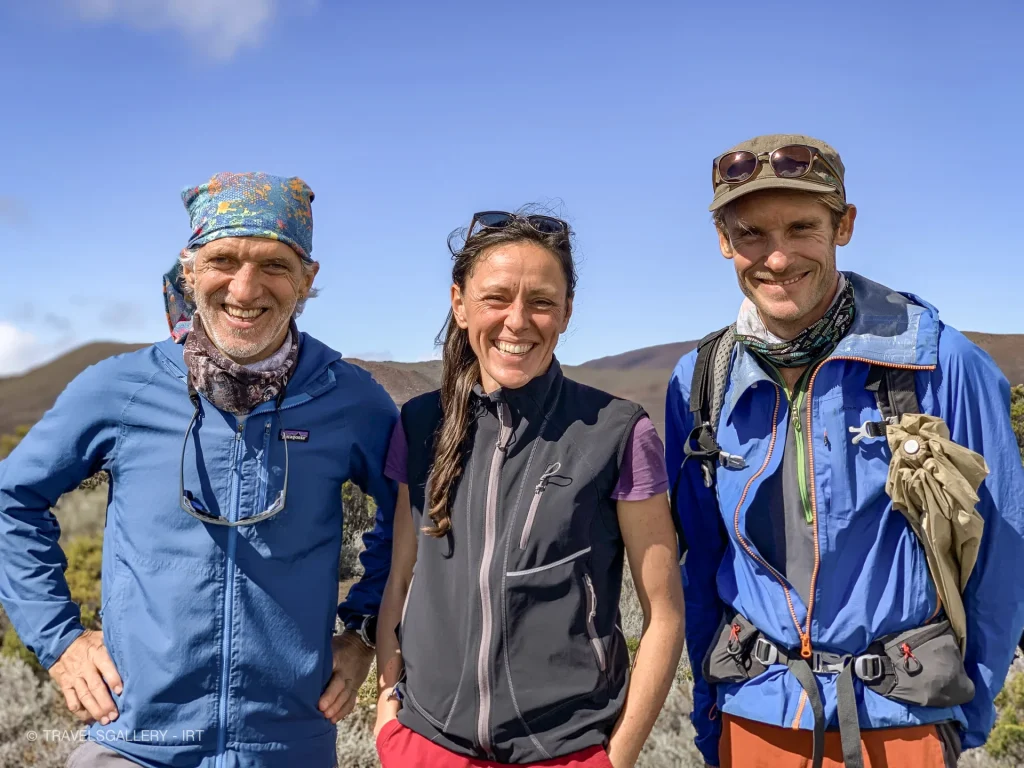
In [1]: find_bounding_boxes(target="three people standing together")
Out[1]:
[1,136,1022,768]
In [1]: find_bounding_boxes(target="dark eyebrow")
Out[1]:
[731,221,761,237]
[789,217,825,229]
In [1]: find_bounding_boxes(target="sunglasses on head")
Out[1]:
[713,144,844,191]
[467,211,569,239]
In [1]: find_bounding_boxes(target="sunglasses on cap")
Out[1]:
[468,211,569,238]
[713,144,844,192]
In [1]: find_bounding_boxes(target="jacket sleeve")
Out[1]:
[337,371,400,626]
[933,327,1024,749]
[666,356,728,767]
[0,361,122,669]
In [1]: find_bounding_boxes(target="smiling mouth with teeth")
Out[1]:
[223,305,267,320]
[494,340,536,356]
[759,273,807,287]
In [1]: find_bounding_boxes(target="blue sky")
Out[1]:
[1,0,1021,375]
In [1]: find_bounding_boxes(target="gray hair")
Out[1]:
[177,247,320,317]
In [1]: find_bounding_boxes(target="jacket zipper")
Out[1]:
[476,401,513,757]
[519,462,561,550]
[217,419,245,763]
[731,387,811,653]
[791,389,813,524]
[583,573,607,672]
[801,357,935,659]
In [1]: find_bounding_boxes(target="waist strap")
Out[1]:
[750,636,882,768]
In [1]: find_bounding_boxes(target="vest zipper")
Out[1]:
[583,573,607,672]
[476,400,513,757]
[519,462,562,550]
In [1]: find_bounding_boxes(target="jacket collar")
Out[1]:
[472,356,564,417]
[155,330,343,411]
[726,271,940,410]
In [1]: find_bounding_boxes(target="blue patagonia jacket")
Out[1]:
[0,334,398,768]
[665,273,1024,766]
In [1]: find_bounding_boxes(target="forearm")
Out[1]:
[607,609,685,767]
[0,505,84,668]
[375,574,408,697]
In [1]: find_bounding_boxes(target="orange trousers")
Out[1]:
[719,714,955,768]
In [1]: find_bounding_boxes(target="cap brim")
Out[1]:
[708,176,840,212]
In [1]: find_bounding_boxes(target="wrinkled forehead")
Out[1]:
[198,236,304,264]
[469,242,569,292]
[724,189,834,229]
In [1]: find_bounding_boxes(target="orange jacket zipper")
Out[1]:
[801,357,936,658]
[731,386,808,649]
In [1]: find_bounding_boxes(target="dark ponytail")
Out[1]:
[423,213,576,538]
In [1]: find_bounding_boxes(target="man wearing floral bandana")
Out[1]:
[0,172,398,767]
[666,135,1024,767]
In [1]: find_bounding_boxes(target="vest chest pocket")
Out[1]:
[519,462,566,550]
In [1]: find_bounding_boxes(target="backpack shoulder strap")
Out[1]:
[864,365,920,423]
[682,325,737,488]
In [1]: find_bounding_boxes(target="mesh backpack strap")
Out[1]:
[682,325,737,488]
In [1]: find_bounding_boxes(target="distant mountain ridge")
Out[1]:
[1,332,1020,438]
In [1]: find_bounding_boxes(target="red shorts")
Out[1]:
[375,720,614,768]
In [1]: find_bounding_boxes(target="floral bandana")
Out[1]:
[183,314,300,416]
[163,171,315,342]
[734,273,856,368]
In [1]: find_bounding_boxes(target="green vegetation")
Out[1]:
[1011,385,1024,462]
[0,425,29,460]
[988,671,1024,762]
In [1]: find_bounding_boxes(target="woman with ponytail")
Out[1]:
[373,210,685,768]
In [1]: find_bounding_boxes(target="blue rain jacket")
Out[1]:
[0,334,398,768]
[665,273,1024,766]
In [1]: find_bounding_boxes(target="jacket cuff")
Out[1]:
[40,623,86,671]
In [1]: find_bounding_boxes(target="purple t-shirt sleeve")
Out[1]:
[384,419,409,484]
[612,416,669,501]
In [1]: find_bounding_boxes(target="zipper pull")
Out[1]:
[535,462,562,493]
[800,633,812,659]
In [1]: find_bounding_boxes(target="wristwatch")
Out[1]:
[343,614,377,650]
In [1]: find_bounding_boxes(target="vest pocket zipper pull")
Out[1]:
[519,463,561,550]
[583,573,607,672]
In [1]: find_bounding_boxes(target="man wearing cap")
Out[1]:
[0,172,398,767]
[665,136,1024,767]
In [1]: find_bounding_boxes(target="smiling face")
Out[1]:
[718,190,856,339]
[451,241,573,393]
[183,237,318,364]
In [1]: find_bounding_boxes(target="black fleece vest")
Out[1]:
[395,359,645,763]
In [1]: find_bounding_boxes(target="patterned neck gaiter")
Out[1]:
[183,314,300,415]
[734,275,856,368]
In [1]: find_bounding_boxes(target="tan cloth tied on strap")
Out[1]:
[884,413,989,653]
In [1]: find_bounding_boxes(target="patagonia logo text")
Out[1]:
[279,429,310,442]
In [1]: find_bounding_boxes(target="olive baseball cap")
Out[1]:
[709,133,845,212]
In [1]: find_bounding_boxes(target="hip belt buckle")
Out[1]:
[752,637,779,666]
[853,654,886,683]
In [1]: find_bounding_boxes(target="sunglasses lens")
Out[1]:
[528,216,566,234]
[771,145,814,178]
[475,212,514,229]
[718,151,758,183]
